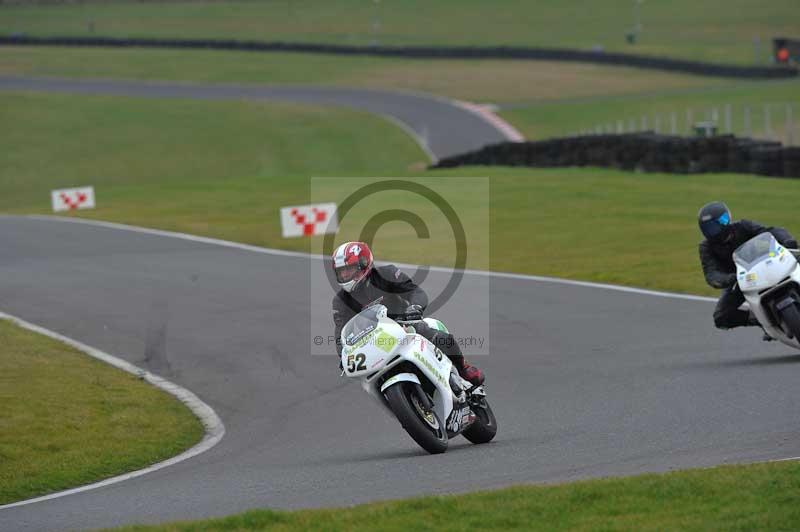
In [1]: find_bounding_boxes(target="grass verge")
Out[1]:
[0,319,204,505]
[4,91,800,296]
[2,0,798,64]
[501,78,800,140]
[113,460,800,531]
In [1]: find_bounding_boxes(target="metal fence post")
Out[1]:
[764,104,772,139]
[724,104,732,134]
[743,106,751,138]
[670,112,677,135]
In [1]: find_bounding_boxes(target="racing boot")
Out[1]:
[459,360,484,386]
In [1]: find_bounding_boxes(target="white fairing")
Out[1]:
[340,305,457,424]
[734,233,800,348]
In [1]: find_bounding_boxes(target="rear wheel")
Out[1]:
[780,303,800,339]
[385,382,448,454]
[463,397,497,444]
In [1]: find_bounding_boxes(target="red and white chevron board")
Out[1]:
[51,186,96,212]
[280,203,338,238]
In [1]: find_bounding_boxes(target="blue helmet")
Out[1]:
[698,201,732,241]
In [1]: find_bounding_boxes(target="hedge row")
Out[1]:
[432,133,800,179]
[1,35,796,79]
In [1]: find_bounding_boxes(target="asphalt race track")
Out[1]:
[0,76,514,162]
[1,216,800,531]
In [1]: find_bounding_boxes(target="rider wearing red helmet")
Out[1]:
[331,241,484,386]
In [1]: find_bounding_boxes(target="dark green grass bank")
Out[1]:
[114,460,800,531]
[3,0,798,64]
[0,319,204,505]
[0,46,727,104]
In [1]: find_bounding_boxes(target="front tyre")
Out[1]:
[463,397,497,444]
[385,382,448,454]
[779,302,800,339]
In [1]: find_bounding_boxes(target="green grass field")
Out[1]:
[0,91,426,208]
[113,460,800,531]
[2,5,799,526]
[3,91,800,296]
[0,319,204,505]
[3,3,799,527]
[2,0,798,64]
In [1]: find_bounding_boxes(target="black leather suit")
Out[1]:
[332,265,464,365]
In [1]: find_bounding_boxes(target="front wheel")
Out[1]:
[779,302,800,339]
[462,397,497,444]
[385,382,448,454]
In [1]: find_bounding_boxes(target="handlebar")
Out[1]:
[395,317,424,325]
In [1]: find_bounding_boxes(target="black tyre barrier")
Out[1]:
[431,133,800,179]
[0,35,796,79]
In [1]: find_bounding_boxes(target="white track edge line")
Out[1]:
[0,311,226,511]
[770,455,800,463]
[19,214,716,303]
[451,99,526,143]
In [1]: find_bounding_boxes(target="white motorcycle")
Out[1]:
[734,232,800,348]
[340,304,497,454]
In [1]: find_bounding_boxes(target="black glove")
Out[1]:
[404,304,424,322]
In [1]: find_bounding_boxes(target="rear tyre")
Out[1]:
[780,303,800,339]
[463,398,497,444]
[385,382,448,454]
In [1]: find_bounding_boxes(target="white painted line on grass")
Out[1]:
[0,311,226,511]
[378,114,438,164]
[20,214,716,304]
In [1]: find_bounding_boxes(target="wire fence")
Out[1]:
[574,102,798,145]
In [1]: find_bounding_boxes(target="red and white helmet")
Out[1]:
[332,241,374,292]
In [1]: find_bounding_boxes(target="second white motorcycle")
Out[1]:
[734,232,800,348]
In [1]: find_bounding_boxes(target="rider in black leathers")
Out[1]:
[331,241,483,385]
[698,201,798,329]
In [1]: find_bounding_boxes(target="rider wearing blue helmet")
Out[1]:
[698,201,797,330]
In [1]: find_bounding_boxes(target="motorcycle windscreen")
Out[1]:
[342,304,385,346]
[733,232,779,270]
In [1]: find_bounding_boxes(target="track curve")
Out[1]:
[0,76,519,162]
[1,215,799,531]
